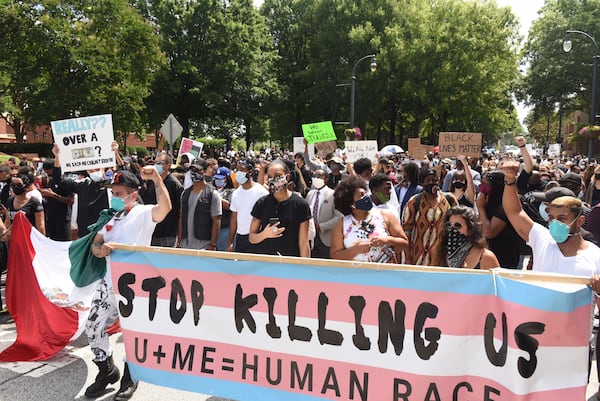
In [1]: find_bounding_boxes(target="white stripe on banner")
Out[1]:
[118,297,588,395]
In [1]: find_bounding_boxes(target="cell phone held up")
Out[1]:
[268,217,280,227]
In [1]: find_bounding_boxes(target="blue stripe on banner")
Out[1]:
[129,363,330,401]
[113,250,591,313]
[495,275,592,312]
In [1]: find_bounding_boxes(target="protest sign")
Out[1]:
[110,245,592,401]
[344,140,378,164]
[548,144,561,157]
[408,138,430,160]
[293,137,314,159]
[50,114,115,173]
[438,132,482,158]
[302,121,337,144]
[177,138,204,160]
[314,140,337,158]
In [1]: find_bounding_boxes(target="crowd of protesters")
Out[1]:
[2,136,600,398]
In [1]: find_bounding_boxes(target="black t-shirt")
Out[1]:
[140,173,183,237]
[7,196,44,227]
[487,206,522,268]
[59,174,109,237]
[251,192,312,257]
[44,167,74,223]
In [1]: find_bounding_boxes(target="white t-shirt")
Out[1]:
[230,183,268,235]
[100,204,156,246]
[528,223,600,276]
[99,204,156,286]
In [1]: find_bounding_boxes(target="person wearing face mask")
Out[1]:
[87,167,171,400]
[369,173,400,222]
[449,155,475,209]
[249,159,312,257]
[39,158,75,241]
[305,169,342,258]
[476,170,524,269]
[325,156,348,189]
[228,158,268,253]
[441,206,499,269]
[53,142,123,239]
[0,165,13,207]
[330,176,407,262]
[500,160,600,396]
[402,169,457,266]
[177,159,222,251]
[4,173,45,235]
[213,166,235,251]
[139,152,183,247]
[396,161,422,218]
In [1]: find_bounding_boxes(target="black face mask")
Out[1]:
[11,184,25,195]
[452,182,466,189]
[423,183,438,194]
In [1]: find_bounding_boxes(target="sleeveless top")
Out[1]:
[342,207,397,263]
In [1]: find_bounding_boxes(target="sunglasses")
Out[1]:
[445,221,464,230]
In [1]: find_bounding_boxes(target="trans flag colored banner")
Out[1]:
[109,246,593,401]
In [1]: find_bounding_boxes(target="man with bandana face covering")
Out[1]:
[402,169,457,265]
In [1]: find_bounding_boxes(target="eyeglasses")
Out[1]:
[445,221,463,230]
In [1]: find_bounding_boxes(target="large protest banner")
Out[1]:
[438,132,482,158]
[51,114,115,173]
[110,245,592,401]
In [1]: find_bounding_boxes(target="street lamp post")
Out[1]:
[563,30,599,160]
[350,54,377,129]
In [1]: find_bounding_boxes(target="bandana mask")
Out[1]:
[268,175,287,192]
[446,227,472,268]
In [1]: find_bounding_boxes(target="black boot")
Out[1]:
[113,362,139,401]
[85,355,121,398]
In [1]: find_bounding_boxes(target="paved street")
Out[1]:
[1,271,599,401]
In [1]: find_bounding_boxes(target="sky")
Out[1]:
[497,0,546,127]
[252,0,546,128]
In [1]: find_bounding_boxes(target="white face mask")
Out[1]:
[538,202,548,221]
[312,177,325,189]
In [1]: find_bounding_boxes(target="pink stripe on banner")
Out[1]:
[111,263,590,348]
[121,329,585,401]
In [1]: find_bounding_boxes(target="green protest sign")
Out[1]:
[301,121,337,144]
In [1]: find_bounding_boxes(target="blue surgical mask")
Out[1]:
[355,194,374,211]
[111,196,126,212]
[155,164,164,175]
[215,179,226,188]
[235,172,248,185]
[548,215,579,243]
[89,171,103,182]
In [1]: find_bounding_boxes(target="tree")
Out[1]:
[520,0,600,133]
[141,0,278,149]
[0,0,164,141]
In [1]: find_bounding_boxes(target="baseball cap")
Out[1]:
[112,170,140,189]
[190,158,208,171]
[530,187,576,203]
[214,167,231,179]
[558,172,582,187]
[326,156,344,166]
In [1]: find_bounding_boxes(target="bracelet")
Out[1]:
[518,145,526,148]
[504,180,517,186]
[209,243,216,247]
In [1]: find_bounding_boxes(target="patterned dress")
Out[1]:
[342,207,396,263]
[402,192,455,266]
